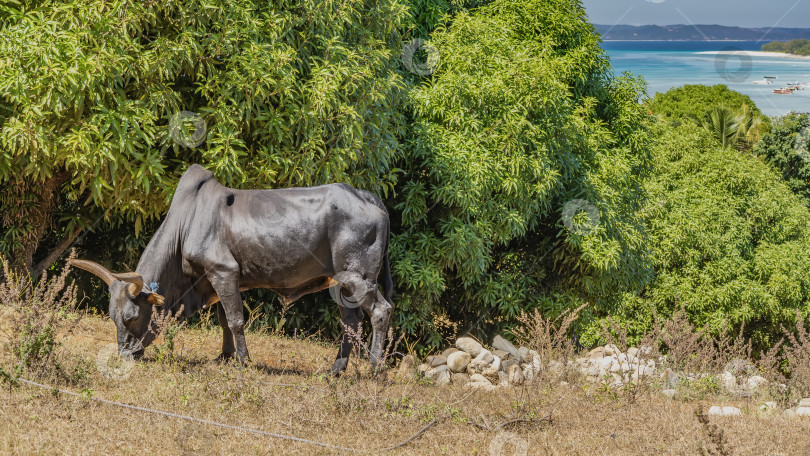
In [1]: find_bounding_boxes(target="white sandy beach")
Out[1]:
[696,50,810,60]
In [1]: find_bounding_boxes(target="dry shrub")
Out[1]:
[758,310,810,403]
[514,304,584,361]
[695,405,733,456]
[626,308,750,377]
[149,305,186,363]
[0,251,87,385]
[513,304,585,383]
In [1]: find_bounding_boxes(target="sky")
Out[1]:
[580,0,810,29]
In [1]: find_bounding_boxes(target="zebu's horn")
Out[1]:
[69,259,116,285]
[113,272,145,297]
[69,259,143,295]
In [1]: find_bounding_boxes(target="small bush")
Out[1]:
[0,252,86,385]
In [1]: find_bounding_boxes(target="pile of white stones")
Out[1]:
[399,337,810,419]
[572,343,658,387]
[399,335,540,391]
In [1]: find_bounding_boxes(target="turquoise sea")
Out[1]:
[602,41,810,116]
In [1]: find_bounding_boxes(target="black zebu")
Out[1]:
[71,164,394,374]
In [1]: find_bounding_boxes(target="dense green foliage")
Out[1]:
[755,113,810,207]
[2,0,808,356]
[646,85,768,150]
[762,39,810,56]
[646,84,762,123]
[614,124,810,350]
[390,0,652,346]
[0,0,408,271]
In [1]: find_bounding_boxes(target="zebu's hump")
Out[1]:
[174,164,216,196]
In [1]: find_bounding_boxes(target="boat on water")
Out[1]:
[754,79,774,85]
[773,88,793,94]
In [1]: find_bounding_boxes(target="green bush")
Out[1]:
[754,113,810,207]
[600,123,810,351]
[0,0,409,273]
[646,85,763,124]
[391,0,653,347]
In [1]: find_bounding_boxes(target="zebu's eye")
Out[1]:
[122,302,139,323]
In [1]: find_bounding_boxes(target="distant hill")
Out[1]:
[595,24,810,41]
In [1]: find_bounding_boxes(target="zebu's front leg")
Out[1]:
[216,303,236,361]
[331,305,363,376]
[365,290,393,369]
[209,275,250,364]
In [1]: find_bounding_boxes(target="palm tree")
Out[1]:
[692,105,743,149]
[691,103,768,150]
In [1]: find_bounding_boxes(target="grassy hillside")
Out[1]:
[2,312,810,455]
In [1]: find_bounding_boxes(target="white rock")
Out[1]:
[474,349,494,365]
[795,406,810,417]
[638,345,653,356]
[469,373,491,385]
[719,371,736,391]
[517,347,530,362]
[586,365,600,377]
[508,364,524,385]
[425,365,451,386]
[456,337,484,357]
[501,358,519,373]
[523,364,535,382]
[662,389,676,398]
[468,359,492,376]
[618,353,627,362]
[599,356,617,370]
[759,402,778,413]
[799,398,810,407]
[491,355,501,372]
[746,375,769,391]
[447,351,471,373]
[466,382,497,391]
[588,347,605,360]
[626,347,639,357]
[603,344,619,357]
[492,335,521,359]
[708,406,741,416]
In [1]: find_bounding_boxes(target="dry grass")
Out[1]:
[2,268,810,455]
[0,314,809,455]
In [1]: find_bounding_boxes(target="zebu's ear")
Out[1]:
[146,293,165,308]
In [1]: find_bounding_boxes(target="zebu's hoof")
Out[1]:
[331,357,348,376]
[215,352,234,363]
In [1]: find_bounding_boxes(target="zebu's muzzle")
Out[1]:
[119,336,145,359]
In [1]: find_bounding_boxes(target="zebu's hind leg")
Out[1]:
[216,303,236,361]
[331,305,363,376]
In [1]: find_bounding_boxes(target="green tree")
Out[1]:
[646,84,764,125]
[754,113,810,207]
[391,0,653,347]
[689,103,768,151]
[0,0,409,276]
[622,123,810,351]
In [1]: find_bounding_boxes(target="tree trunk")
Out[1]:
[0,171,70,275]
